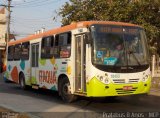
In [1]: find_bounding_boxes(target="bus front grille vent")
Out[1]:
[113,79,125,84]
[129,78,139,83]
[115,87,138,94]
[113,79,139,84]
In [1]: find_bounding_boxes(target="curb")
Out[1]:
[149,89,160,96]
[151,77,160,89]
[150,88,160,92]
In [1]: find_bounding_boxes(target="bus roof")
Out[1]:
[8,21,141,46]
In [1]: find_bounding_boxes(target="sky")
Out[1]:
[1,0,69,39]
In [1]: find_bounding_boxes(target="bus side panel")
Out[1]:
[5,59,31,85]
[5,60,19,83]
[20,60,31,86]
[38,58,73,91]
[38,57,57,90]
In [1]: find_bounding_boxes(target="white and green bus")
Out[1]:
[4,21,151,102]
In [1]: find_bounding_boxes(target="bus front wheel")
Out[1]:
[19,73,26,90]
[59,77,77,103]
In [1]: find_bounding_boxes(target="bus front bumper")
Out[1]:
[86,77,151,97]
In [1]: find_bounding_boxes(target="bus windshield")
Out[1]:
[91,24,149,69]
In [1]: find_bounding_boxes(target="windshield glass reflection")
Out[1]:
[91,25,149,67]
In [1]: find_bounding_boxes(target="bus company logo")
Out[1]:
[39,70,56,84]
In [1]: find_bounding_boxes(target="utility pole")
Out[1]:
[0,0,12,72]
[0,0,13,42]
[7,0,12,42]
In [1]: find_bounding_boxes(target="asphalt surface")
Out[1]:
[0,74,160,117]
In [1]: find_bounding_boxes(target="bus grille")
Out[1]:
[113,78,139,84]
[115,87,138,94]
[113,79,125,84]
[129,79,139,83]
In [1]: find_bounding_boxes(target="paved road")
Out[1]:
[0,74,160,117]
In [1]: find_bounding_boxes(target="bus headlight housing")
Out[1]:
[97,76,110,84]
[100,76,103,81]
[104,77,109,84]
[142,75,148,82]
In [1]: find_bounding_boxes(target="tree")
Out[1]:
[59,0,109,25]
[59,0,160,54]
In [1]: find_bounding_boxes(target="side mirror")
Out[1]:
[84,33,91,44]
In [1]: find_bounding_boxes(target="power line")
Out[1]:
[12,19,52,23]
[12,0,42,6]
[11,16,53,21]
[11,16,55,24]
[11,21,39,29]
[13,0,54,7]
[9,0,63,39]
[11,32,33,36]
[12,0,49,6]
[11,19,54,30]
[13,0,60,8]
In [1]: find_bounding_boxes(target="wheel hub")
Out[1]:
[63,83,71,95]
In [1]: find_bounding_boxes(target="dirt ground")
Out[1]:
[0,107,30,118]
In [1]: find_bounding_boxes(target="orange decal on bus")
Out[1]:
[11,66,19,83]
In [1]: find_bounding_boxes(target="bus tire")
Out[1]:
[59,77,77,103]
[19,73,26,90]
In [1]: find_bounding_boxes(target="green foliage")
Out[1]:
[59,0,160,54]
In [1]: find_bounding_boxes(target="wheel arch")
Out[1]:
[58,74,69,95]
[19,71,24,83]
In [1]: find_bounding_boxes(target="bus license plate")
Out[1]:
[123,86,132,90]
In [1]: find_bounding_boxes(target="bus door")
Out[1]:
[31,43,39,87]
[75,35,86,93]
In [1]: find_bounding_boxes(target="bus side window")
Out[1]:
[8,46,14,61]
[41,36,54,59]
[14,44,21,60]
[21,42,30,60]
[55,32,71,58]
[53,35,60,58]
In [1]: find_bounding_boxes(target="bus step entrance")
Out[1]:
[32,85,39,89]
[74,91,87,96]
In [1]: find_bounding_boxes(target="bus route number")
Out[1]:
[111,74,120,78]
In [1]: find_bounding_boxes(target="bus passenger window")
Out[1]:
[41,36,54,59]
[54,35,60,58]
[8,46,14,61]
[55,32,71,58]
[14,44,21,60]
[21,42,30,60]
[55,35,59,46]
[53,47,59,58]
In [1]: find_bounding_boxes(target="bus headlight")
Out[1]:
[97,76,110,84]
[142,75,148,82]
[100,76,103,81]
[142,77,145,82]
[104,77,109,84]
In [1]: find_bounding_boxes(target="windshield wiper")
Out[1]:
[128,50,141,66]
